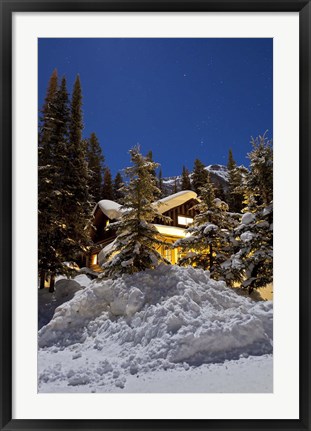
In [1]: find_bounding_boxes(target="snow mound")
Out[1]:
[240,231,254,242]
[38,276,92,329]
[241,212,256,225]
[39,266,272,370]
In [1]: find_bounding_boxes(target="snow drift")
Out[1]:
[39,265,273,370]
[38,275,92,329]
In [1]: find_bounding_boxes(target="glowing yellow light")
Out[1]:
[178,216,193,226]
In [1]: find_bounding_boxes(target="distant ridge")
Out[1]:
[162,164,229,196]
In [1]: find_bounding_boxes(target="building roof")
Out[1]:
[95,190,198,220]
[153,224,187,238]
[155,190,197,214]
[97,200,122,220]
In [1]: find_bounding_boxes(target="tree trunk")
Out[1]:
[39,270,46,289]
[49,273,55,293]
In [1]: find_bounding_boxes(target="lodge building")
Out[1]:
[87,190,199,271]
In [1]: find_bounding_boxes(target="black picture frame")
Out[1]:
[1,1,310,430]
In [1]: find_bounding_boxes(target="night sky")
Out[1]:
[38,38,273,177]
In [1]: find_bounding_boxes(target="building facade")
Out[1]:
[87,190,199,271]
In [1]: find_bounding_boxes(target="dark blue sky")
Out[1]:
[38,38,272,177]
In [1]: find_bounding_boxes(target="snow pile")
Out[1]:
[241,212,256,225]
[38,275,92,329]
[39,266,272,380]
[240,231,254,242]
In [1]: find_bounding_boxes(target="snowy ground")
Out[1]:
[38,352,272,393]
[38,265,273,393]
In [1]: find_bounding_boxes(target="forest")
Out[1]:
[39,69,273,293]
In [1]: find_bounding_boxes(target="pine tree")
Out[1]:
[198,171,215,208]
[85,132,104,204]
[226,134,273,291]
[181,165,191,190]
[102,167,114,200]
[38,73,71,291]
[69,75,83,147]
[246,134,273,207]
[175,173,239,285]
[158,169,164,197]
[61,75,92,264]
[226,149,244,213]
[102,146,170,278]
[173,178,179,194]
[113,172,125,203]
[51,75,71,197]
[232,204,273,291]
[39,68,58,150]
[146,150,160,198]
[38,73,92,291]
[38,69,59,290]
[227,148,235,171]
[214,184,227,202]
[146,150,157,179]
[192,158,208,194]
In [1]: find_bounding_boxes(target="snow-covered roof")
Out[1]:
[97,200,122,220]
[95,190,198,220]
[153,224,187,238]
[155,190,197,214]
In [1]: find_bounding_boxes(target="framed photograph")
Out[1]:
[1,1,310,430]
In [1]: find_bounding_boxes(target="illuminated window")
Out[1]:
[91,254,98,265]
[164,247,172,262]
[178,216,193,226]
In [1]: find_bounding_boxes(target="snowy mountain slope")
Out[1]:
[38,265,273,393]
[162,164,229,195]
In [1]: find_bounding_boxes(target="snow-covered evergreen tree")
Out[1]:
[175,173,239,285]
[38,74,72,290]
[232,205,273,291]
[225,134,273,291]
[214,183,227,202]
[39,72,95,290]
[192,158,208,194]
[60,75,92,263]
[113,172,125,203]
[38,70,59,290]
[102,146,170,278]
[157,169,164,197]
[181,165,192,190]
[102,167,114,200]
[85,132,104,204]
[246,133,273,207]
[226,149,244,213]
[146,150,158,185]
[39,68,58,151]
